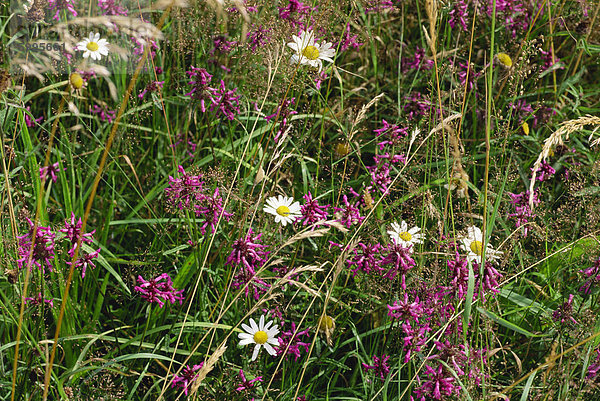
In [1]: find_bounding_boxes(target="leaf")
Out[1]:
[477,307,547,338]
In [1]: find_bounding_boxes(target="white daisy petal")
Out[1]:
[287,29,336,72]
[239,338,255,346]
[249,318,259,332]
[251,344,261,361]
[263,342,276,356]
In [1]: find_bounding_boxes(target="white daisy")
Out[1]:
[287,30,336,72]
[263,195,301,226]
[238,315,280,362]
[76,32,109,61]
[460,226,503,264]
[388,220,424,248]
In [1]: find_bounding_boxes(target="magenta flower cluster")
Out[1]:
[507,190,539,237]
[579,257,600,295]
[276,321,311,361]
[298,191,329,227]
[171,363,203,396]
[373,119,409,151]
[228,229,271,300]
[348,240,416,290]
[362,354,391,381]
[164,166,232,235]
[184,67,241,120]
[17,213,99,279]
[134,273,184,307]
[98,0,128,16]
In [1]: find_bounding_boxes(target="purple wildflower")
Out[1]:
[185,67,213,111]
[39,162,64,183]
[247,24,271,51]
[404,92,432,119]
[314,70,328,90]
[210,35,237,55]
[579,257,600,294]
[98,0,128,16]
[24,106,43,128]
[131,36,159,64]
[138,80,164,99]
[278,0,315,29]
[347,242,383,276]
[276,322,311,361]
[228,229,271,300]
[402,47,434,72]
[373,119,409,150]
[24,292,54,308]
[334,194,365,228]
[477,261,502,296]
[171,133,198,159]
[172,363,203,396]
[60,212,95,256]
[507,190,539,236]
[447,252,473,300]
[540,49,563,71]
[337,23,362,52]
[456,62,480,92]
[164,166,204,210]
[428,340,468,376]
[366,153,406,194]
[509,99,534,122]
[587,348,600,380]
[90,104,116,123]
[381,242,416,289]
[236,369,263,392]
[532,160,555,181]
[232,265,271,301]
[552,294,578,326]
[67,248,100,278]
[449,0,469,31]
[48,0,77,21]
[226,229,269,270]
[365,0,395,13]
[362,354,391,381]
[298,191,329,226]
[413,364,461,401]
[209,80,241,120]
[194,187,233,235]
[387,293,424,322]
[134,273,184,307]
[17,218,56,272]
[401,322,429,363]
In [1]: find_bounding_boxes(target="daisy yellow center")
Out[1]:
[276,205,290,217]
[470,240,483,256]
[70,73,84,89]
[399,231,412,242]
[335,142,350,157]
[319,315,334,331]
[302,45,320,60]
[253,330,268,344]
[86,41,99,52]
[497,52,512,67]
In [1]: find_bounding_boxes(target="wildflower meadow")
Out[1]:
[3,0,600,400]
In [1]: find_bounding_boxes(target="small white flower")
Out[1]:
[263,195,301,226]
[76,32,109,61]
[460,226,503,264]
[287,30,335,72]
[387,221,424,249]
[238,315,280,362]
